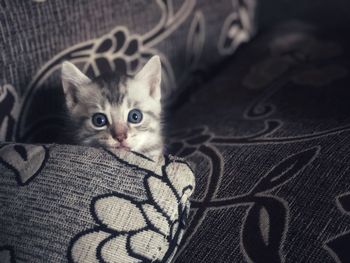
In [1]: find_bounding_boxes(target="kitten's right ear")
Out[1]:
[134,55,162,101]
[61,61,91,110]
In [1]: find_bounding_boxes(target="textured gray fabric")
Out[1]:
[0,0,256,143]
[258,0,350,29]
[0,1,257,262]
[4,1,350,263]
[168,23,350,262]
[0,143,195,262]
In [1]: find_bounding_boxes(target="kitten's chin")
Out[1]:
[108,144,131,151]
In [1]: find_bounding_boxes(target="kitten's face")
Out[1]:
[61,56,163,158]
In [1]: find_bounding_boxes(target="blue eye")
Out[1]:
[128,109,143,124]
[92,113,108,127]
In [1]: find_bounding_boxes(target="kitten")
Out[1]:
[61,55,163,160]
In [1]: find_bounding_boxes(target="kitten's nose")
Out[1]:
[115,133,127,142]
[111,123,128,142]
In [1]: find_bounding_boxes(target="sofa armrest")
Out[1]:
[0,143,195,262]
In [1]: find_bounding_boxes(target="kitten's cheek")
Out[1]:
[124,139,132,148]
[129,137,143,152]
[107,138,117,147]
[125,138,136,150]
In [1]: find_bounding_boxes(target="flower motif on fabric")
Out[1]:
[68,158,194,263]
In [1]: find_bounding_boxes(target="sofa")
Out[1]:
[1,0,350,262]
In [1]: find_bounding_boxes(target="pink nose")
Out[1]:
[111,123,128,142]
[114,133,127,142]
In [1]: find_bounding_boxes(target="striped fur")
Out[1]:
[61,56,163,160]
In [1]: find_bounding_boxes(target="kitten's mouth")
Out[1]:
[110,144,131,151]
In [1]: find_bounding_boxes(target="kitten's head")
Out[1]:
[61,56,163,158]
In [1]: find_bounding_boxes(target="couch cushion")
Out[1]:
[0,143,195,262]
[0,0,256,143]
[168,22,350,262]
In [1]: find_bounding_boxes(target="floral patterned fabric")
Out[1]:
[3,0,350,262]
[0,143,195,262]
[0,0,256,143]
[0,1,257,262]
[168,22,350,262]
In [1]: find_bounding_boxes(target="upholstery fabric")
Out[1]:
[0,0,256,143]
[168,22,350,262]
[2,0,350,263]
[0,143,195,262]
[0,1,256,262]
[258,0,350,29]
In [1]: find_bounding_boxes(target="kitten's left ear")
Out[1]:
[61,61,91,110]
[135,55,161,101]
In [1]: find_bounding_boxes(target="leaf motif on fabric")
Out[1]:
[242,197,287,263]
[0,84,19,141]
[0,144,48,186]
[130,229,169,261]
[142,204,170,236]
[100,235,141,263]
[94,196,146,232]
[186,11,205,68]
[70,230,110,263]
[166,161,195,198]
[147,176,179,222]
[252,146,320,193]
[218,0,255,55]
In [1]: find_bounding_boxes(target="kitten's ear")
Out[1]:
[135,55,161,101]
[61,61,91,109]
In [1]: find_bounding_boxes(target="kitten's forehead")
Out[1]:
[126,78,149,101]
[92,74,129,105]
[83,73,160,116]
